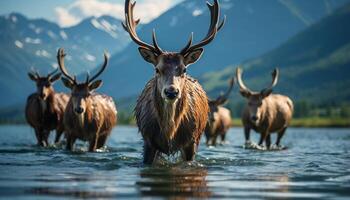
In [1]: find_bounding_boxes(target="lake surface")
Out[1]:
[0,125,349,199]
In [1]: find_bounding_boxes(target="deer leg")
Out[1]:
[266,134,271,149]
[89,135,98,152]
[42,130,50,147]
[220,133,226,143]
[97,134,108,149]
[66,134,76,151]
[54,128,63,144]
[276,127,287,146]
[211,134,218,146]
[143,142,157,165]
[34,128,43,146]
[244,126,251,142]
[183,142,197,161]
[258,132,267,146]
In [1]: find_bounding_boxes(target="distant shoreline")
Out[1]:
[1,117,349,128]
[232,117,350,128]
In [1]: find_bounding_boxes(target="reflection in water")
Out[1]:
[137,166,211,198]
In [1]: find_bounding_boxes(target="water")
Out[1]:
[0,125,349,199]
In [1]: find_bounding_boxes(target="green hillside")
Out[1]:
[201,3,350,109]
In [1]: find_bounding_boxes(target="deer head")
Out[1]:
[57,48,108,116]
[208,77,234,122]
[122,0,225,103]
[236,67,279,125]
[28,68,61,100]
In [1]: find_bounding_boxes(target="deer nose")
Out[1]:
[164,87,179,100]
[75,107,84,114]
[251,116,258,122]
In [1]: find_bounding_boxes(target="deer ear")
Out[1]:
[261,89,273,98]
[184,48,204,66]
[50,73,61,83]
[89,80,103,91]
[138,47,157,65]
[240,90,251,98]
[61,77,74,90]
[28,73,37,81]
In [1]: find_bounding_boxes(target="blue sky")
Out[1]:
[0,0,183,27]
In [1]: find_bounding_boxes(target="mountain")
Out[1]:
[200,2,350,105]
[0,13,129,107]
[100,0,350,99]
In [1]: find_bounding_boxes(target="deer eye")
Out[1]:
[183,68,187,74]
[155,68,160,74]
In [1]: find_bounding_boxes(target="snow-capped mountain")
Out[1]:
[100,0,350,99]
[0,13,129,107]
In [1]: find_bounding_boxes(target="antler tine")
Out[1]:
[88,52,109,83]
[85,71,90,85]
[35,70,40,78]
[123,0,162,55]
[57,48,75,83]
[261,68,279,94]
[180,0,224,55]
[152,29,163,53]
[47,68,59,78]
[236,68,253,94]
[216,76,234,104]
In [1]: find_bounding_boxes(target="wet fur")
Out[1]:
[135,76,209,164]
[25,92,69,146]
[205,106,232,146]
[64,94,117,151]
[242,94,294,147]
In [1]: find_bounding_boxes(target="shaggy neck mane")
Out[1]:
[73,97,94,129]
[37,91,55,115]
[153,79,188,141]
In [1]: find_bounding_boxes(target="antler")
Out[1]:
[180,0,226,56]
[57,48,76,84]
[236,68,253,96]
[86,52,109,84]
[122,0,163,55]
[261,68,279,95]
[215,76,234,105]
[47,68,59,79]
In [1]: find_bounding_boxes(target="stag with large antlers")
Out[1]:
[205,77,234,146]
[236,68,294,149]
[57,48,117,152]
[25,68,69,146]
[123,0,225,163]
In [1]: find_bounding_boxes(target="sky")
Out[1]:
[0,0,184,27]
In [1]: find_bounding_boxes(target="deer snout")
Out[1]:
[251,115,258,122]
[74,107,84,114]
[164,86,179,100]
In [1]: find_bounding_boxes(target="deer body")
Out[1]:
[205,106,231,146]
[25,70,68,146]
[64,94,117,151]
[242,94,293,136]
[57,48,117,152]
[123,0,225,163]
[136,77,208,161]
[205,77,234,146]
[236,68,294,148]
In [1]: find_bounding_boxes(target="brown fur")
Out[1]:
[25,92,69,146]
[241,93,294,147]
[205,105,232,146]
[135,76,209,163]
[64,94,117,152]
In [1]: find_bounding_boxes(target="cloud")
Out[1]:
[55,0,178,27]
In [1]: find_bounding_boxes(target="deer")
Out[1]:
[236,67,294,149]
[122,0,225,164]
[57,48,117,152]
[25,68,69,147]
[205,77,234,146]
